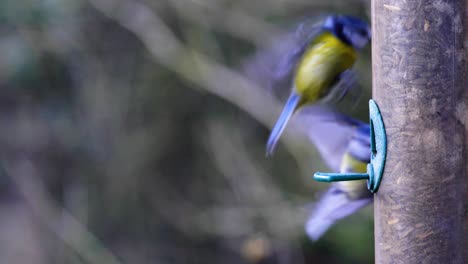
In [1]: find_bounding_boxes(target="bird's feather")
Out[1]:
[295,106,366,171]
[305,186,372,240]
[266,92,301,155]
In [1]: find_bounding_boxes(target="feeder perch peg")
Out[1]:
[313,99,387,193]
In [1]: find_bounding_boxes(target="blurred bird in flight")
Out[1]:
[300,108,372,240]
[243,15,372,240]
[266,15,371,155]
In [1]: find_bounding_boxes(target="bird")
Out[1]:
[299,107,372,240]
[266,15,371,155]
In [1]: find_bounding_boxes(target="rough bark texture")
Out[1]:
[372,1,466,263]
[463,3,468,264]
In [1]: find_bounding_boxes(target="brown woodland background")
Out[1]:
[0,0,373,263]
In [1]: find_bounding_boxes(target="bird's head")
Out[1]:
[322,15,371,49]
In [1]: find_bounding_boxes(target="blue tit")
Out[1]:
[266,15,371,155]
[300,108,372,240]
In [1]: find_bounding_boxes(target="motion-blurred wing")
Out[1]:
[272,19,324,82]
[295,106,366,171]
[242,18,325,98]
[305,186,372,240]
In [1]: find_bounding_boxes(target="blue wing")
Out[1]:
[272,19,324,82]
[242,17,326,98]
[305,186,372,240]
[295,105,367,171]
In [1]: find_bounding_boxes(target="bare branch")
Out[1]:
[5,160,122,264]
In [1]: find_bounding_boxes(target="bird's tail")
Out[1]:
[305,187,372,241]
[266,92,301,156]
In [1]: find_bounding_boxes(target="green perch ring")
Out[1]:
[313,99,387,193]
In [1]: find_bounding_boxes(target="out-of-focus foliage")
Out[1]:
[0,0,372,263]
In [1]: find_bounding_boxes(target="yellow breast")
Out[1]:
[337,153,369,199]
[294,32,357,103]
[340,153,367,173]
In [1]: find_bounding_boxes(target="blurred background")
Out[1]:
[0,0,373,263]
